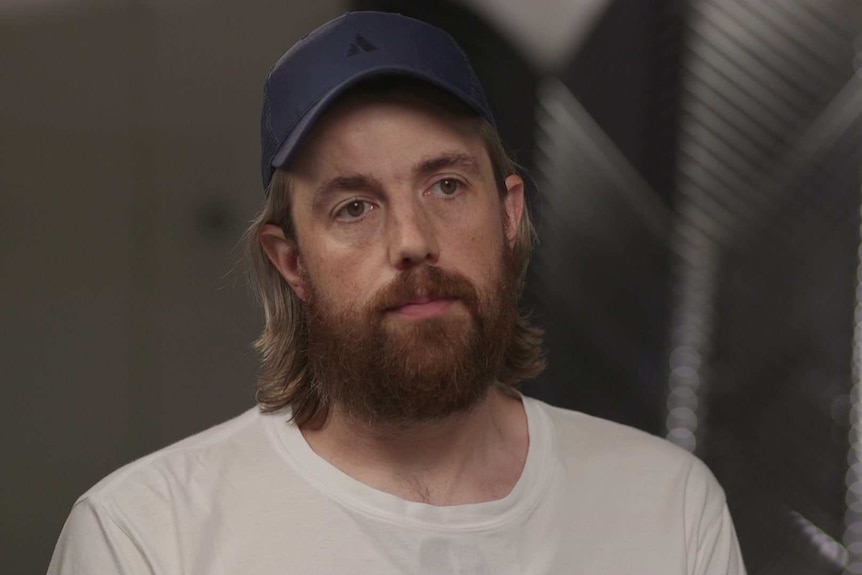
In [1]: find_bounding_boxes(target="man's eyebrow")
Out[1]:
[312,174,382,207]
[415,152,484,181]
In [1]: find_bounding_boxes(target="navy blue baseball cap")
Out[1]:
[260,11,496,191]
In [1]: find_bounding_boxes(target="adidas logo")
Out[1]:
[346,34,378,57]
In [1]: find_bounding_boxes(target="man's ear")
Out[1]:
[259,224,308,301]
[502,174,525,249]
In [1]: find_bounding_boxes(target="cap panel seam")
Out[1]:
[263,86,279,147]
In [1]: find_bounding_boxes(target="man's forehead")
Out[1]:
[313,151,486,197]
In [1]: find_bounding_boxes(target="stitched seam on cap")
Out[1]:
[263,86,278,146]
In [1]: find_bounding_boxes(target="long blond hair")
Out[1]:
[244,81,545,425]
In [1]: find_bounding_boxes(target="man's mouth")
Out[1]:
[386,297,458,319]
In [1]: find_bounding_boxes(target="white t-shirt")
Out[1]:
[48,396,746,574]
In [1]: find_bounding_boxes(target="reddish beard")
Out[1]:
[302,248,518,426]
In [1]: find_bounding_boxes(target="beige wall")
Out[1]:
[1,1,345,572]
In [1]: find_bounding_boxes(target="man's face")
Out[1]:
[262,91,525,424]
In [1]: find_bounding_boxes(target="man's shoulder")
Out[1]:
[79,406,270,507]
[528,396,706,479]
[50,406,309,573]
[522,398,743,573]
[528,396,727,516]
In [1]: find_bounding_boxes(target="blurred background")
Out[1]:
[3,0,861,573]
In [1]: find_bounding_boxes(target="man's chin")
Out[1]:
[380,311,472,349]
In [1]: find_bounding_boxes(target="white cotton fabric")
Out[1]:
[48,396,746,574]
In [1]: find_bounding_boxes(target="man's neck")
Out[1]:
[299,387,528,506]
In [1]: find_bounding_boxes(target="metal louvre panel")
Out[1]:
[670,0,862,572]
[526,0,687,435]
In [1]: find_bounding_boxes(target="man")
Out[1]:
[49,11,746,574]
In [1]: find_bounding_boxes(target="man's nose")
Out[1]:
[387,201,440,270]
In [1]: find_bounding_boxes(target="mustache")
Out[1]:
[370,266,480,315]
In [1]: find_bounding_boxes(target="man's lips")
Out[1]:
[386,297,458,319]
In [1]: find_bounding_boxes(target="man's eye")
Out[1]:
[335,200,372,220]
[432,178,462,197]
